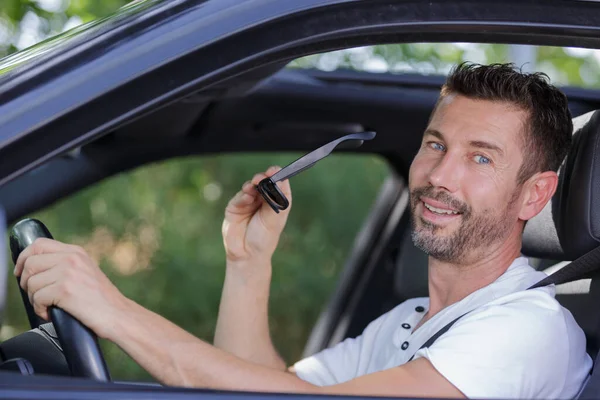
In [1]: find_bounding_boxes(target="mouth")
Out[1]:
[419,197,463,223]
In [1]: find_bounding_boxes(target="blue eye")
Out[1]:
[474,155,491,164]
[430,142,445,151]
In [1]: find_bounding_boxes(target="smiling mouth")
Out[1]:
[423,202,461,215]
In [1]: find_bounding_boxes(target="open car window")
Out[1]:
[2,153,390,381]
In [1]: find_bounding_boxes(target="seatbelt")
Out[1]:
[528,245,600,289]
[407,312,468,362]
[407,245,600,363]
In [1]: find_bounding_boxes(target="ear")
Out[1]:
[518,171,558,221]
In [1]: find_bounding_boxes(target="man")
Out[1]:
[14,63,592,399]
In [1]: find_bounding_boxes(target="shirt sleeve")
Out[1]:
[293,311,389,386]
[413,290,581,399]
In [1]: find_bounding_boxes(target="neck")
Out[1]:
[425,231,522,319]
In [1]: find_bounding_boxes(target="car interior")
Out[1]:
[1,51,600,396]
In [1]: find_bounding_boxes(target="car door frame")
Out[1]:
[2,0,600,396]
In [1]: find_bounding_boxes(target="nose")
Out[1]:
[427,152,462,193]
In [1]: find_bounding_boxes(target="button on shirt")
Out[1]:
[293,257,592,399]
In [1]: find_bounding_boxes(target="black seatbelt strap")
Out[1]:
[407,312,468,362]
[528,245,600,289]
[407,245,600,363]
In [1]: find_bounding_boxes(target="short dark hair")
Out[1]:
[433,62,572,184]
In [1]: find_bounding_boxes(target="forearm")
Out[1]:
[108,304,454,398]
[214,262,286,370]
[110,298,308,390]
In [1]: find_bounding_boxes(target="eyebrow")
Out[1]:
[423,129,505,158]
[424,129,444,141]
[468,140,505,157]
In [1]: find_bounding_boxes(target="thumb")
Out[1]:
[257,166,292,221]
[265,166,292,203]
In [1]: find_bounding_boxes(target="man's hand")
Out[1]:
[222,166,291,268]
[215,167,291,370]
[14,238,130,339]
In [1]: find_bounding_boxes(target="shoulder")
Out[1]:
[292,297,430,386]
[414,288,591,399]
[453,288,570,349]
[478,287,567,325]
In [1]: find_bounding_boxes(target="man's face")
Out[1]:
[408,94,527,264]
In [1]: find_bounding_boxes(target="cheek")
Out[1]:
[463,170,511,211]
[409,154,432,185]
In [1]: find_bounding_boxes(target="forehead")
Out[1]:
[428,95,527,153]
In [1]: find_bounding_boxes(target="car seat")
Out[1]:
[394,110,600,397]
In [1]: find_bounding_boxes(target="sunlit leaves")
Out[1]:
[290,43,600,89]
[0,0,130,55]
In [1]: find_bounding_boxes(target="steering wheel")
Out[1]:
[9,219,111,381]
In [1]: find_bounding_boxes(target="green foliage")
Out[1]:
[4,154,389,381]
[0,0,132,58]
[289,43,600,89]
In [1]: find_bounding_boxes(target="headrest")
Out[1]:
[522,110,600,261]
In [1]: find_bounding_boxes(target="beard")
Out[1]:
[410,186,519,264]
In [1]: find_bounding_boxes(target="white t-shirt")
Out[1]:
[293,257,593,399]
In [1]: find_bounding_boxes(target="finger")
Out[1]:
[226,191,261,218]
[236,192,256,207]
[249,166,283,189]
[265,165,281,177]
[20,253,68,292]
[26,267,59,306]
[30,283,63,321]
[251,173,267,186]
[15,238,85,277]
[259,166,292,209]
[251,166,281,185]
[263,166,290,197]
[229,189,258,207]
[241,180,257,195]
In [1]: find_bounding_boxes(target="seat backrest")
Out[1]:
[522,110,600,360]
[394,230,428,302]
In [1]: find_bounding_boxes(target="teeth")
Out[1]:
[424,203,459,215]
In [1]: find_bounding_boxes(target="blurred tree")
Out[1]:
[0,0,130,56]
[289,43,600,89]
[4,154,389,380]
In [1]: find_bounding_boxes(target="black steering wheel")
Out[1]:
[9,219,110,381]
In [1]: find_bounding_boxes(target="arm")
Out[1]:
[114,299,463,398]
[215,167,291,370]
[14,238,464,398]
[214,262,284,370]
[82,288,463,398]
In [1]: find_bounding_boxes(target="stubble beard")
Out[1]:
[410,186,519,264]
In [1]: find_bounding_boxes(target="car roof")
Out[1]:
[2,0,600,221]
